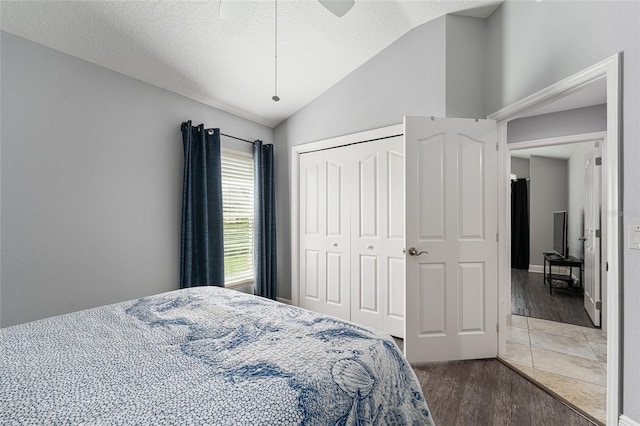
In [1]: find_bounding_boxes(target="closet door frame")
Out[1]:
[291,124,403,308]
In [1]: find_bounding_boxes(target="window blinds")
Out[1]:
[221,149,254,286]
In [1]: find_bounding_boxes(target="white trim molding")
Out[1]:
[290,124,403,308]
[277,297,292,305]
[492,53,621,426]
[488,55,617,123]
[619,415,640,426]
[507,132,607,151]
[528,265,544,274]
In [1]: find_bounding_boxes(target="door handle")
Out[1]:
[579,236,587,241]
[408,247,429,256]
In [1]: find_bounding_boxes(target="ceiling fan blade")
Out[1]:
[318,0,355,17]
[219,0,251,21]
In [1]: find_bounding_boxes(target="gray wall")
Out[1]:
[507,104,607,143]
[445,15,487,119]
[487,1,640,418]
[0,32,273,327]
[529,156,568,267]
[0,28,3,325]
[510,157,530,180]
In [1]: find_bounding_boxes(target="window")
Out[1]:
[221,148,254,287]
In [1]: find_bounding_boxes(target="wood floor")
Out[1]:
[511,269,596,328]
[413,359,597,426]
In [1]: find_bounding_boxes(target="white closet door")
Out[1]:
[299,151,325,313]
[299,133,406,334]
[322,146,351,321]
[350,142,384,331]
[381,136,405,338]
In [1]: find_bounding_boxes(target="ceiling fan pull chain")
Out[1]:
[272,0,280,102]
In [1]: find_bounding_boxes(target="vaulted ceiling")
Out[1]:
[0,1,501,128]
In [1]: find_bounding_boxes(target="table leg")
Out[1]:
[547,258,552,295]
[580,264,583,294]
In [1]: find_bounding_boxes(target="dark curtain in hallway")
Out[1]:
[253,141,277,300]
[511,179,530,270]
[180,121,225,288]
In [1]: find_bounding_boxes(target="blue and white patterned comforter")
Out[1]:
[1,287,434,425]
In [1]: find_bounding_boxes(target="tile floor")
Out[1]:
[503,314,607,424]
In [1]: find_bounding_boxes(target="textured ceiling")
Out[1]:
[0,0,501,128]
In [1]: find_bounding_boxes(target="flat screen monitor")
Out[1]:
[553,211,568,258]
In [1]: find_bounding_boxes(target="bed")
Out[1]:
[1,287,433,425]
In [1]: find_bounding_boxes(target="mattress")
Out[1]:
[1,286,434,425]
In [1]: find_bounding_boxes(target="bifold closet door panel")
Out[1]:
[322,146,351,321]
[381,136,405,338]
[350,142,384,331]
[299,151,325,313]
[298,135,406,335]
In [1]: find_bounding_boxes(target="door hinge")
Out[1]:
[496,143,499,151]
[595,229,601,238]
[496,232,499,242]
[496,323,499,332]
[596,301,602,310]
[595,157,602,166]
[606,261,609,272]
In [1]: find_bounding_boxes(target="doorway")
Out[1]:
[506,134,607,424]
[490,54,621,425]
[510,138,604,328]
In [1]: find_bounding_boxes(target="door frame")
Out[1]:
[290,124,403,307]
[488,53,621,425]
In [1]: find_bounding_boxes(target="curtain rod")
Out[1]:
[186,123,256,144]
[221,133,255,145]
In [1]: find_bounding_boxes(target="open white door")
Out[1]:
[583,144,602,326]
[404,116,498,363]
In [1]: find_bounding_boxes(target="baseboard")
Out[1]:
[528,264,571,276]
[529,265,544,273]
[277,297,292,305]
[619,415,640,426]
